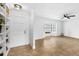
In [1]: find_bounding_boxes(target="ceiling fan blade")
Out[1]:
[69,15,75,17]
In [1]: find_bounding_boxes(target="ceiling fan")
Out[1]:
[61,10,76,19]
[64,13,76,19]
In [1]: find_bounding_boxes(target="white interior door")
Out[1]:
[9,9,29,48]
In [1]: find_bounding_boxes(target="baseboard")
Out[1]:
[64,35,79,39]
[10,42,30,48]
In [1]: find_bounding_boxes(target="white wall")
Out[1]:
[29,10,35,49]
[64,17,79,38]
[34,15,62,40]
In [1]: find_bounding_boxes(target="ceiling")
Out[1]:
[7,3,79,20]
[24,3,79,19]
